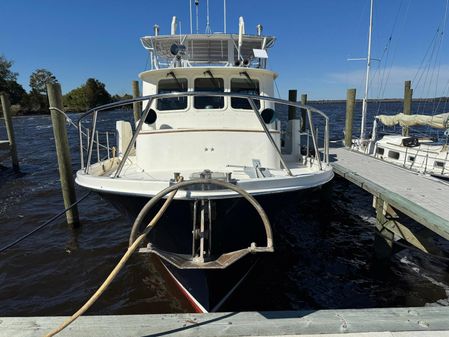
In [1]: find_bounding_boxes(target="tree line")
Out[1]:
[0,55,131,115]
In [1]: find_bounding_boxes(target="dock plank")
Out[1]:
[2,307,449,337]
[330,147,449,239]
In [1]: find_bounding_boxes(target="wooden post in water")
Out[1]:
[288,89,297,120]
[132,80,142,124]
[374,197,394,261]
[47,83,80,227]
[0,93,19,171]
[300,93,307,132]
[344,88,356,148]
[402,80,413,137]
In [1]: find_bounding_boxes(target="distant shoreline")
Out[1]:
[309,97,449,104]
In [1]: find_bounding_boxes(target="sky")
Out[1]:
[1,0,449,100]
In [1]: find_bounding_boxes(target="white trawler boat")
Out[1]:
[75,8,333,312]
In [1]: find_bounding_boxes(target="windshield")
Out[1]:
[194,78,224,109]
[157,78,188,111]
[231,78,260,109]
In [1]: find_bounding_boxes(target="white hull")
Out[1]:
[373,135,449,178]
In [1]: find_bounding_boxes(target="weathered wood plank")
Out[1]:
[2,307,449,337]
[330,147,449,240]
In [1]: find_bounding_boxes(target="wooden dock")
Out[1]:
[330,146,449,257]
[2,307,449,336]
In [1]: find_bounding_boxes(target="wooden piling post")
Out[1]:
[300,94,307,132]
[402,80,413,137]
[344,88,356,148]
[374,197,394,261]
[0,93,19,171]
[132,80,142,125]
[47,83,80,227]
[288,89,297,120]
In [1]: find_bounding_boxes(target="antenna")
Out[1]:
[205,0,211,34]
[360,0,374,140]
[224,0,227,33]
[195,0,199,34]
[189,0,193,34]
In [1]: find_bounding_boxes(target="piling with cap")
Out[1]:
[132,81,142,124]
[344,88,356,148]
[0,93,19,171]
[300,93,307,132]
[402,80,413,137]
[47,83,80,227]
[288,90,297,120]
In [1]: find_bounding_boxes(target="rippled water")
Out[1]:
[1,101,449,316]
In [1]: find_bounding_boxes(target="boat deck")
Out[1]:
[329,146,449,238]
[3,307,449,336]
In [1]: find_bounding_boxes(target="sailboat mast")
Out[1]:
[361,0,374,140]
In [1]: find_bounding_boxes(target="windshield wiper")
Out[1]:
[239,71,257,91]
[204,70,219,89]
[166,71,183,90]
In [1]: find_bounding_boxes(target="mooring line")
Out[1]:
[43,186,179,337]
[0,192,92,254]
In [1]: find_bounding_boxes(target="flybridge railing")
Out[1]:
[77,92,330,177]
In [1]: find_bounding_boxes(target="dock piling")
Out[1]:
[47,83,80,227]
[344,88,356,148]
[0,93,19,171]
[288,89,297,120]
[132,80,142,125]
[402,80,413,137]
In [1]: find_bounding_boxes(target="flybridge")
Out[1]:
[141,18,275,70]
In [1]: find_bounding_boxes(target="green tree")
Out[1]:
[29,69,58,95]
[84,78,112,108]
[63,78,112,111]
[0,55,26,105]
[0,55,18,82]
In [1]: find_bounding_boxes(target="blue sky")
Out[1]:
[1,0,449,99]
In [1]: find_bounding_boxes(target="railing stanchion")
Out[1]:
[307,108,322,170]
[85,110,98,174]
[78,121,84,169]
[114,98,154,178]
[106,132,110,159]
[247,98,293,176]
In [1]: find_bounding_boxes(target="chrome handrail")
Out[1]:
[77,92,331,176]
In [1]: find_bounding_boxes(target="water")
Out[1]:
[1,101,449,316]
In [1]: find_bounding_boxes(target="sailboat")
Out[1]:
[351,0,449,179]
[75,2,333,312]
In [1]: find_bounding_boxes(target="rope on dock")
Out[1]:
[43,179,182,337]
[0,192,92,254]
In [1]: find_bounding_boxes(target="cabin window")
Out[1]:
[376,147,384,155]
[408,156,415,162]
[194,78,224,109]
[230,78,260,109]
[157,78,188,111]
[388,151,400,160]
[434,161,445,168]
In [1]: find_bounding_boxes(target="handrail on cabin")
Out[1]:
[77,92,330,177]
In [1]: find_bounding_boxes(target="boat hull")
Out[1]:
[97,186,325,312]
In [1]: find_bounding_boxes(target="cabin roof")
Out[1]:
[141,34,275,68]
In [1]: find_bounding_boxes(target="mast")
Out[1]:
[360,0,374,140]
[223,0,227,33]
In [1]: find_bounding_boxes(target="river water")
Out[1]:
[1,101,449,315]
